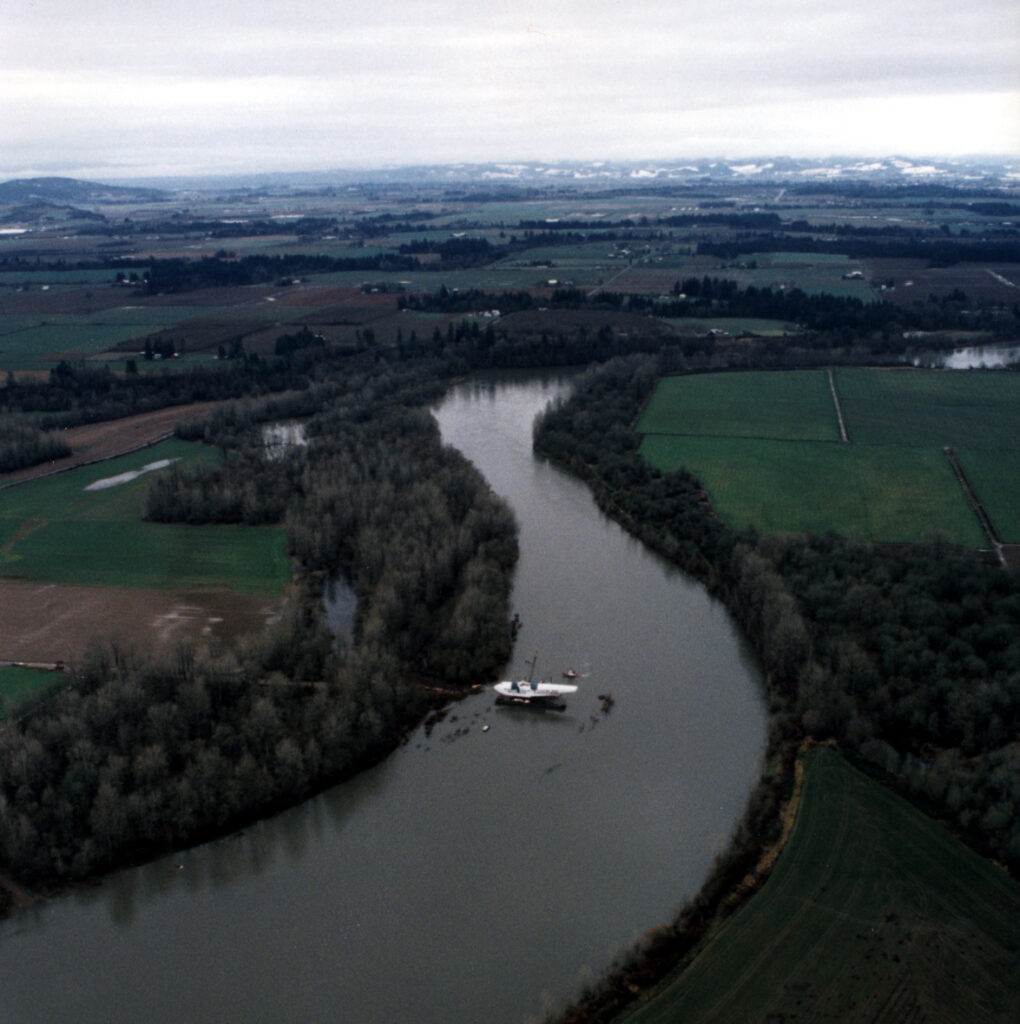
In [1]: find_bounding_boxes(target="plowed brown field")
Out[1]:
[0,580,281,664]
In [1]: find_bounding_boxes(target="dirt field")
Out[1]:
[864,259,1020,305]
[0,402,222,486]
[0,580,282,664]
[2,401,292,662]
[498,306,674,336]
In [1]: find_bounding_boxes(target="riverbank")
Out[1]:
[608,746,1020,1024]
[0,373,767,1024]
[532,353,1020,1020]
[545,738,815,1024]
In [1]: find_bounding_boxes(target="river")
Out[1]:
[0,371,766,1024]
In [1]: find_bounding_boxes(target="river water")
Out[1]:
[0,372,765,1024]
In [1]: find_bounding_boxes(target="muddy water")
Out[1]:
[0,371,766,1024]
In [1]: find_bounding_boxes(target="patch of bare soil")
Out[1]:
[274,284,389,308]
[864,259,1020,305]
[498,307,673,335]
[0,581,282,664]
[0,402,222,486]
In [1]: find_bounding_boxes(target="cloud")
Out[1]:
[1,0,1017,176]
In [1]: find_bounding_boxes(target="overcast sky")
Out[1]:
[2,0,1018,179]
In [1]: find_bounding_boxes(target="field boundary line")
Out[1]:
[0,431,175,492]
[588,265,632,297]
[827,367,849,442]
[943,446,1005,566]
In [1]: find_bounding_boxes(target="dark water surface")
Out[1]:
[0,372,766,1024]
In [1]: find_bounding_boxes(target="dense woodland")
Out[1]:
[0,363,517,886]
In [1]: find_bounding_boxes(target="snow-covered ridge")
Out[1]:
[340,156,1019,187]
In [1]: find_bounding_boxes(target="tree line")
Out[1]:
[0,417,70,474]
[697,232,1020,266]
[402,278,1017,341]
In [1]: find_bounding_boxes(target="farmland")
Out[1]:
[638,368,1020,548]
[834,366,1020,447]
[0,439,288,593]
[639,434,986,543]
[0,439,288,662]
[619,746,1020,1024]
[955,447,1020,542]
[0,165,1018,1020]
[637,370,840,441]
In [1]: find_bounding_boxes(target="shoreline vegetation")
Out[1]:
[530,353,1020,1022]
[0,355,519,904]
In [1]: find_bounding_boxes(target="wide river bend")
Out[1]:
[0,371,766,1024]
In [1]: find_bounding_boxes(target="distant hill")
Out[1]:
[123,156,1019,195]
[0,201,108,225]
[0,176,167,205]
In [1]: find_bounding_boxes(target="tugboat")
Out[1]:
[494,655,577,710]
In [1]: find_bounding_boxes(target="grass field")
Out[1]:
[620,747,1020,1024]
[638,368,1018,546]
[0,665,64,720]
[0,269,127,285]
[640,435,986,544]
[0,439,289,595]
[954,448,1020,543]
[0,307,229,370]
[662,317,799,337]
[637,370,841,442]
[834,367,1020,448]
[0,323,150,370]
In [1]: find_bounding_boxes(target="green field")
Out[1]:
[835,367,1020,448]
[638,368,1018,546]
[0,439,289,594]
[637,370,841,441]
[0,269,129,285]
[0,307,228,370]
[0,323,149,370]
[0,665,64,720]
[662,317,799,338]
[640,435,986,544]
[710,252,875,299]
[621,747,1020,1024]
[955,447,1020,543]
